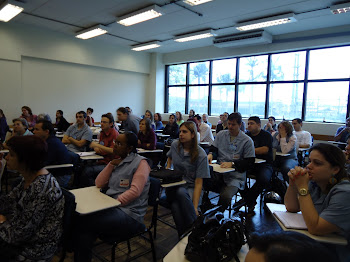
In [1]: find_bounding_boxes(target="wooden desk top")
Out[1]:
[209,163,235,173]
[70,186,121,215]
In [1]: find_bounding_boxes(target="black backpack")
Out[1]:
[150,168,183,184]
[185,207,246,262]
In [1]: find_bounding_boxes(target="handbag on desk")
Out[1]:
[185,206,246,262]
[150,168,183,184]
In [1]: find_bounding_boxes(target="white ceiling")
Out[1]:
[9,0,350,53]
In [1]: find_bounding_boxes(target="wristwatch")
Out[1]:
[231,162,235,168]
[298,188,309,196]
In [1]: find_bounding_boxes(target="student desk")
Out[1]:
[266,203,347,245]
[137,148,163,154]
[328,141,347,146]
[77,152,104,161]
[163,235,249,262]
[70,186,121,215]
[0,149,9,154]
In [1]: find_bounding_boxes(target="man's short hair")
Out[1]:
[102,113,114,124]
[12,118,29,129]
[248,116,261,124]
[117,107,129,115]
[293,118,302,124]
[87,107,94,113]
[228,112,242,124]
[37,113,52,122]
[76,111,87,118]
[194,114,201,121]
[268,116,276,121]
[36,120,55,136]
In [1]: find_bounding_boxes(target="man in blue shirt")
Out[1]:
[34,120,73,188]
[208,112,255,211]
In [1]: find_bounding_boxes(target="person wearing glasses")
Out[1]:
[73,132,150,262]
[272,120,298,182]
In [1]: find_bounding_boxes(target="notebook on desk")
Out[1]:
[274,211,307,229]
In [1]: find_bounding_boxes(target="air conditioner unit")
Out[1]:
[213,30,272,48]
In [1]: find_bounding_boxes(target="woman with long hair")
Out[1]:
[154,113,164,130]
[165,121,210,237]
[20,106,37,131]
[144,110,155,130]
[272,120,298,182]
[285,143,350,261]
[176,111,184,126]
[138,118,157,150]
[0,136,64,261]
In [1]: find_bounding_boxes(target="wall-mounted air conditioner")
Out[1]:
[213,30,272,48]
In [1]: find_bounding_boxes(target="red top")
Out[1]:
[98,127,119,164]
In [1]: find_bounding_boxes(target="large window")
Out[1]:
[166,45,350,123]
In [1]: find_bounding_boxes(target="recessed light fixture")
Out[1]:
[76,24,108,40]
[235,13,297,31]
[330,2,350,14]
[174,29,216,42]
[0,0,24,22]
[117,5,163,26]
[183,0,213,6]
[131,41,161,51]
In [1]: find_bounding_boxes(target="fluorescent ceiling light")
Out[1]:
[117,5,163,26]
[183,0,213,6]
[76,24,108,40]
[330,2,350,14]
[0,1,24,22]
[174,29,216,42]
[236,13,297,31]
[131,41,161,51]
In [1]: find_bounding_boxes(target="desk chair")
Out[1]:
[94,177,159,262]
[59,188,77,262]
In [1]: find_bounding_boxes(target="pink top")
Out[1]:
[95,160,150,206]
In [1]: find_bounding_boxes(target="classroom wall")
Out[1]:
[0,22,151,123]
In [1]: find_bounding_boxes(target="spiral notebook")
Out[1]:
[274,211,307,229]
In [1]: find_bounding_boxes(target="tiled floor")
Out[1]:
[53,190,283,262]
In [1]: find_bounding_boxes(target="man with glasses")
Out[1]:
[62,111,92,152]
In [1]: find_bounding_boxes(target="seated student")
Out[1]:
[20,106,37,131]
[176,111,184,126]
[144,110,156,130]
[246,231,335,262]
[272,120,298,182]
[0,136,64,261]
[187,117,201,143]
[285,143,350,262]
[345,136,350,177]
[334,117,350,150]
[154,113,164,130]
[166,121,210,237]
[86,107,94,127]
[216,112,229,134]
[292,118,312,148]
[138,118,157,150]
[55,110,70,132]
[264,116,278,134]
[3,118,33,149]
[208,112,255,211]
[117,107,140,135]
[194,114,214,146]
[0,109,8,143]
[188,109,195,119]
[73,132,150,262]
[80,113,119,187]
[242,116,273,214]
[163,114,179,139]
[62,111,93,152]
[33,120,72,188]
[202,113,212,128]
